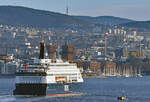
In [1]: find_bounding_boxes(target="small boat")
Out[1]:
[118,96,127,101]
[118,90,127,101]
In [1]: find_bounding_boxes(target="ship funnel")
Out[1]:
[39,42,45,59]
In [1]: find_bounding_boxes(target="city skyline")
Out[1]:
[0,0,149,21]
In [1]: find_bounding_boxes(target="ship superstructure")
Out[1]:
[13,42,83,95]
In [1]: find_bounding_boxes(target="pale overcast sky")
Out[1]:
[0,0,150,21]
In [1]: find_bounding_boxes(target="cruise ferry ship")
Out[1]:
[13,42,83,96]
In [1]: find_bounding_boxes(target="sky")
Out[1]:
[0,0,150,21]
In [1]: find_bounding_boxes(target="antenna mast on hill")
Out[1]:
[66,0,69,15]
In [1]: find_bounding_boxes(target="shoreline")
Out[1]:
[83,75,107,78]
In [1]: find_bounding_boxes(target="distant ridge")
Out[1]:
[0,6,146,30]
[74,16,134,26]
[119,21,150,31]
[0,6,92,28]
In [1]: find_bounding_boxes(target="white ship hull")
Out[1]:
[16,76,83,84]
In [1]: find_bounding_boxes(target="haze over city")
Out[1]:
[0,0,150,102]
[0,0,149,21]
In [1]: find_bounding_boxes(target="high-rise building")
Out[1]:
[104,33,108,57]
[123,47,128,57]
[48,44,56,59]
[62,45,75,62]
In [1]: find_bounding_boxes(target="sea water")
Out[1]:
[0,76,150,102]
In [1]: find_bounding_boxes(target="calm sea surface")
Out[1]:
[0,76,150,102]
